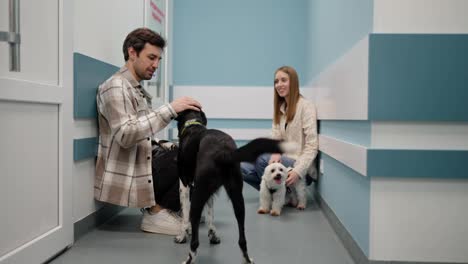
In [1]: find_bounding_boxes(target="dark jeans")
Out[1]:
[152,146,180,212]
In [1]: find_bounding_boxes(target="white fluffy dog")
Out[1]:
[285,172,307,211]
[258,163,307,216]
[258,163,288,216]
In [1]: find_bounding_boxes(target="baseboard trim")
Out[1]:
[315,192,463,264]
[74,204,124,241]
[315,192,369,264]
[370,260,463,264]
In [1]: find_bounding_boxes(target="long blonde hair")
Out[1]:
[273,66,301,125]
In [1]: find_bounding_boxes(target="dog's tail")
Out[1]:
[217,138,299,164]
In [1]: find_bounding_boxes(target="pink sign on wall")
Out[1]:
[146,0,166,35]
[150,0,165,24]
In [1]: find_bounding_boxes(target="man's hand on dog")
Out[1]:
[171,96,202,113]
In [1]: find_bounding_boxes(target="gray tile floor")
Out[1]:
[50,185,355,264]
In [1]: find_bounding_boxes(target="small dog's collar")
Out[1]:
[268,188,277,194]
[180,119,205,136]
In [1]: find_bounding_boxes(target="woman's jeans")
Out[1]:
[241,153,297,190]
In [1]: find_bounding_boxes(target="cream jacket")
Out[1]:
[272,97,318,179]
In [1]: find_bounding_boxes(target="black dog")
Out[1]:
[175,109,295,264]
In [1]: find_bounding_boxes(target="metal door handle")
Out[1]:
[0,0,20,72]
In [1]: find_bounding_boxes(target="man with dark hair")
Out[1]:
[95,27,201,235]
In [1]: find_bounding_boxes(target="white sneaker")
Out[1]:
[140,209,182,235]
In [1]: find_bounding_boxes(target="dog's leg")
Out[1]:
[182,250,197,264]
[257,181,271,214]
[183,186,212,264]
[287,188,299,207]
[270,187,286,216]
[205,196,221,244]
[295,180,307,210]
[224,183,254,264]
[175,180,191,244]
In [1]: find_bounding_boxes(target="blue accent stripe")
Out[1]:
[368,149,468,179]
[208,119,272,129]
[369,34,468,121]
[74,53,119,119]
[319,120,371,146]
[73,137,98,161]
[235,140,249,147]
[168,118,272,129]
[318,153,370,256]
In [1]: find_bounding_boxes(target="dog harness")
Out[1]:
[180,119,205,136]
[268,187,292,194]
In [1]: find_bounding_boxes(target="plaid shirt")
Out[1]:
[94,66,177,208]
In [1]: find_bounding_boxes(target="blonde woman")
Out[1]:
[241,66,318,208]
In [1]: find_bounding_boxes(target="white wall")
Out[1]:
[73,0,145,223]
[370,178,468,263]
[73,120,99,222]
[371,122,468,150]
[74,0,144,66]
[308,37,369,120]
[373,0,468,33]
[318,135,367,176]
[173,86,273,119]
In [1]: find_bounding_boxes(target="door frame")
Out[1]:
[143,0,172,140]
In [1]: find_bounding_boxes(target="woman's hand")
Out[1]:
[286,170,300,186]
[268,153,281,164]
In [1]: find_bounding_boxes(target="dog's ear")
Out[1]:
[200,110,207,126]
[175,110,188,122]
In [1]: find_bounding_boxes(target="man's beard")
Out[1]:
[137,69,152,81]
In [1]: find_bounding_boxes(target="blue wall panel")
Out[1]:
[74,53,119,118]
[306,0,373,83]
[74,137,98,161]
[173,0,308,86]
[318,153,370,256]
[207,118,272,129]
[368,149,468,179]
[369,34,468,121]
